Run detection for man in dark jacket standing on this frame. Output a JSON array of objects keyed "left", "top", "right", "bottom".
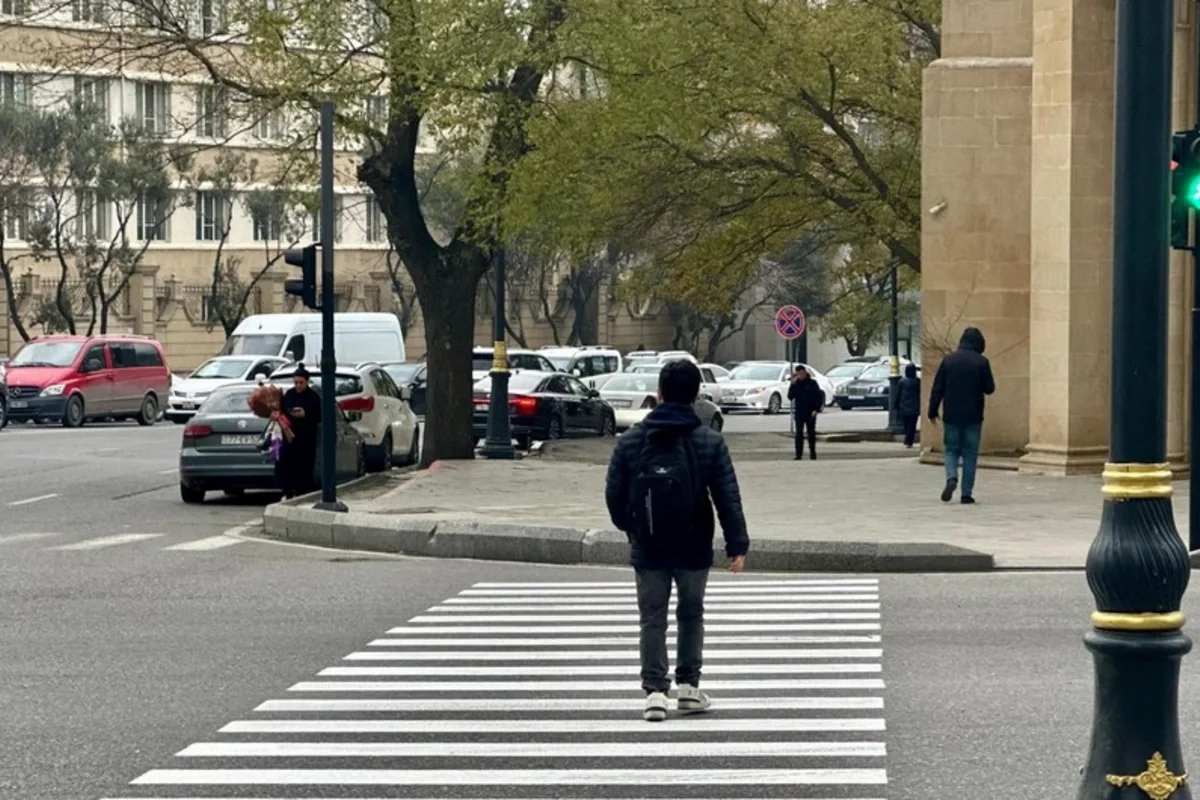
[
  {"left": 276, "top": 364, "right": 322, "bottom": 498},
  {"left": 605, "top": 360, "right": 750, "bottom": 722},
  {"left": 928, "top": 327, "right": 995, "bottom": 504},
  {"left": 896, "top": 363, "right": 921, "bottom": 448},
  {"left": 787, "top": 365, "right": 824, "bottom": 460}
]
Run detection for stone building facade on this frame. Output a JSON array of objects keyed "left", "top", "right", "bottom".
[{"left": 922, "top": 0, "right": 1198, "bottom": 473}]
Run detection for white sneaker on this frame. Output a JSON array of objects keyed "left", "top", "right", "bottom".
[
  {"left": 676, "top": 683, "right": 711, "bottom": 714},
  {"left": 644, "top": 691, "right": 668, "bottom": 722}
]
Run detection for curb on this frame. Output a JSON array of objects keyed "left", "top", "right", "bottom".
[{"left": 260, "top": 504, "right": 995, "bottom": 573}]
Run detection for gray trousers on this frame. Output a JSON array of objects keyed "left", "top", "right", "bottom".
[{"left": 635, "top": 568, "right": 709, "bottom": 693}]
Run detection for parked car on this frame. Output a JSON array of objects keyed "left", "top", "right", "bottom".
[
  {"left": 270, "top": 362, "right": 420, "bottom": 472},
  {"left": 0, "top": 370, "right": 6, "bottom": 430},
  {"left": 4, "top": 334, "right": 170, "bottom": 427},
  {"left": 824, "top": 361, "right": 875, "bottom": 396},
  {"left": 472, "top": 371, "right": 616, "bottom": 450},
  {"left": 471, "top": 347, "right": 558, "bottom": 381},
  {"left": 178, "top": 383, "right": 365, "bottom": 504},
  {"left": 538, "top": 346, "right": 624, "bottom": 378},
  {"left": 598, "top": 373, "right": 723, "bottom": 432},
  {"left": 624, "top": 362, "right": 726, "bottom": 405},
  {"left": 166, "top": 355, "right": 288, "bottom": 423},
  {"left": 719, "top": 361, "right": 835, "bottom": 414},
  {"left": 834, "top": 360, "right": 913, "bottom": 410},
  {"left": 381, "top": 361, "right": 428, "bottom": 417}
]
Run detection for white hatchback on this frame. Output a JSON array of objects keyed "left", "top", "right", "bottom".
[
  {"left": 270, "top": 362, "right": 420, "bottom": 471},
  {"left": 167, "top": 355, "right": 288, "bottom": 423}
]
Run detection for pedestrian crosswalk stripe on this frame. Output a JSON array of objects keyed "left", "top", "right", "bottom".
[
  {"left": 460, "top": 585, "right": 879, "bottom": 596},
  {"left": 366, "top": 634, "right": 883, "bottom": 647},
  {"left": 0, "top": 532, "right": 58, "bottom": 545},
  {"left": 131, "top": 768, "right": 889, "bottom": 785},
  {"left": 164, "top": 536, "right": 244, "bottom": 551},
  {"left": 53, "top": 533, "right": 163, "bottom": 550},
  {"left": 287, "top": 678, "right": 888, "bottom": 692},
  {"left": 410, "top": 612, "right": 881, "bottom": 623},
  {"left": 386, "top": 623, "right": 882, "bottom": 633},
  {"left": 344, "top": 647, "right": 884, "bottom": 660},
  {"left": 429, "top": 602, "right": 882, "bottom": 612},
  {"left": 221, "top": 717, "right": 888, "bottom": 734},
  {"left": 177, "top": 741, "right": 888, "bottom": 758},
  {"left": 470, "top": 579, "right": 879, "bottom": 588},
  {"left": 318, "top": 662, "right": 883, "bottom": 676},
  {"left": 443, "top": 593, "right": 882, "bottom": 604},
  {"left": 107, "top": 797, "right": 890, "bottom": 800},
  {"left": 255, "top": 696, "right": 885, "bottom": 712}
]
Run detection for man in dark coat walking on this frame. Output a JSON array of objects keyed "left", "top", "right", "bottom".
[
  {"left": 896, "top": 363, "right": 921, "bottom": 448},
  {"left": 605, "top": 360, "right": 750, "bottom": 722},
  {"left": 276, "top": 364, "right": 322, "bottom": 498},
  {"left": 928, "top": 327, "right": 995, "bottom": 504},
  {"left": 787, "top": 365, "right": 824, "bottom": 460}
]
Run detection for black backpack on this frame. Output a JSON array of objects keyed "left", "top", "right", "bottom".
[{"left": 628, "top": 430, "right": 702, "bottom": 549}]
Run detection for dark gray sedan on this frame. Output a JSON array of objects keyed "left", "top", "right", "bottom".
[{"left": 178, "top": 383, "right": 365, "bottom": 504}]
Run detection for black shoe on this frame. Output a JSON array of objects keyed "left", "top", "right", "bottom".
[
  {"left": 940, "top": 478, "right": 958, "bottom": 502},
  {"left": 809, "top": 453, "right": 817, "bottom": 460},
  {"left": 794, "top": 455, "right": 802, "bottom": 461},
  {"left": 961, "top": 496, "right": 975, "bottom": 505}
]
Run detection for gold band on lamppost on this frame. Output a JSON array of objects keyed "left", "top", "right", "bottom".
[
  {"left": 1101, "top": 462, "right": 1173, "bottom": 499},
  {"left": 1092, "top": 611, "right": 1186, "bottom": 632},
  {"left": 491, "top": 341, "right": 508, "bottom": 373}
]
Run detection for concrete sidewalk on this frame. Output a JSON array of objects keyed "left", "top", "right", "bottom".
[{"left": 262, "top": 452, "right": 1195, "bottom": 569}]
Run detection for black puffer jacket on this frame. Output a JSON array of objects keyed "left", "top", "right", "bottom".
[
  {"left": 929, "top": 327, "right": 995, "bottom": 425},
  {"left": 605, "top": 402, "right": 750, "bottom": 570},
  {"left": 896, "top": 363, "right": 921, "bottom": 416}
]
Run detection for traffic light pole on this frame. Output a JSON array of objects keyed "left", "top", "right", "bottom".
[
  {"left": 1190, "top": 1, "right": 1200, "bottom": 553},
  {"left": 1076, "top": 1, "right": 1191, "bottom": 797},
  {"left": 314, "top": 100, "right": 346, "bottom": 513}
]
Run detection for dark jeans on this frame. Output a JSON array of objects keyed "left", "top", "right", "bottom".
[
  {"left": 943, "top": 422, "right": 983, "bottom": 497},
  {"left": 901, "top": 414, "right": 918, "bottom": 447},
  {"left": 794, "top": 414, "right": 816, "bottom": 457},
  {"left": 635, "top": 568, "right": 709, "bottom": 693}
]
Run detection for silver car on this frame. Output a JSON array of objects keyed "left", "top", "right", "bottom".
[{"left": 599, "top": 373, "right": 723, "bottom": 432}]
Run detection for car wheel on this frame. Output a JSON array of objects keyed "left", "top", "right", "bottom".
[
  {"left": 766, "top": 393, "right": 782, "bottom": 415},
  {"left": 710, "top": 413, "right": 724, "bottom": 432},
  {"left": 838, "top": 403, "right": 852, "bottom": 412},
  {"left": 368, "top": 433, "right": 392, "bottom": 472},
  {"left": 180, "top": 482, "right": 205, "bottom": 504},
  {"left": 548, "top": 414, "right": 565, "bottom": 440},
  {"left": 172, "top": 416, "right": 186, "bottom": 425},
  {"left": 516, "top": 434, "right": 532, "bottom": 450},
  {"left": 402, "top": 425, "right": 420, "bottom": 466},
  {"left": 0, "top": 398, "right": 6, "bottom": 430},
  {"left": 63, "top": 395, "right": 85, "bottom": 428},
  {"left": 598, "top": 413, "right": 616, "bottom": 437},
  {"left": 137, "top": 395, "right": 158, "bottom": 426},
  {"left": 356, "top": 444, "right": 366, "bottom": 478}
]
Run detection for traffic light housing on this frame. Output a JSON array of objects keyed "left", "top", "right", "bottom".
[
  {"left": 1171, "top": 129, "right": 1200, "bottom": 250},
  {"left": 284, "top": 243, "right": 319, "bottom": 309}
]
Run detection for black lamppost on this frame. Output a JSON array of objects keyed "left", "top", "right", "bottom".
[
  {"left": 482, "top": 248, "right": 515, "bottom": 460},
  {"left": 1077, "top": 1, "right": 1191, "bottom": 796},
  {"left": 886, "top": 262, "right": 902, "bottom": 435}
]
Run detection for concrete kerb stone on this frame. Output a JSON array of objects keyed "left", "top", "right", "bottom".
[{"left": 433, "top": 521, "right": 585, "bottom": 564}]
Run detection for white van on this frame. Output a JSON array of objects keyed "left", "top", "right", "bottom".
[{"left": 219, "top": 313, "right": 405, "bottom": 365}]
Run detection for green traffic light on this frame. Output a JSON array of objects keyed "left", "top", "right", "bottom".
[{"left": 1188, "top": 177, "right": 1200, "bottom": 208}]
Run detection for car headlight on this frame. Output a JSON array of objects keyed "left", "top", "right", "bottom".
[
  {"left": 749, "top": 386, "right": 767, "bottom": 395},
  {"left": 40, "top": 384, "right": 64, "bottom": 397},
  {"left": 871, "top": 385, "right": 888, "bottom": 394}
]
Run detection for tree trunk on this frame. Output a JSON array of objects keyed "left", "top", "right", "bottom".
[{"left": 413, "top": 261, "right": 481, "bottom": 464}]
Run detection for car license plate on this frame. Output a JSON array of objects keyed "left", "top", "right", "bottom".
[
  {"left": 181, "top": 403, "right": 197, "bottom": 410},
  {"left": 608, "top": 399, "right": 631, "bottom": 408},
  {"left": 221, "top": 435, "right": 258, "bottom": 446},
  {"left": 9, "top": 400, "right": 26, "bottom": 408}
]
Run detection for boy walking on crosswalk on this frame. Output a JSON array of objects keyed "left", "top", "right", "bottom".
[{"left": 604, "top": 360, "right": 751, "bottom": 722}]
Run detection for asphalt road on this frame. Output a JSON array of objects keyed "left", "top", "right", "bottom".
[{"left": 4, "top": 419, "right": 1186, "bottom": 800}]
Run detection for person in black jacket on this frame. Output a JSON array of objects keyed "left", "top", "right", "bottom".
[
  {"left": 605, "top": 360, "right": 750, "bottom": 722},
  {"left": 928, "top": 327, "right": 995, "bottom": 504},
  {"left": 787, "top": 365, "right": 824, "bottom": 460},
  {"left": 896, "top": 363, "right": 921, "bottom": 448},
  {"left": 275, "top": 364, "right": 323, "bottom": 498}
]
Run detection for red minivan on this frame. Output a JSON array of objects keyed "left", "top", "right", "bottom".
[{"left": 4, "top": 334, "right": 171, "bottom": 427}]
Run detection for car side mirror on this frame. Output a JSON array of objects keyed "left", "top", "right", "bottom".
[
  {"left": 400, "top": 386, "right": 412, "bottom": 401},
  {"left": 81, "top": 358, "right": 103, "bottom": 373},
  {"left": 283, "top": 350, "right": 295, "bottom": 362},
  {"left": 588, "top": 389, "right": 600, "bottom": 398},
  {"left": 701, "top": 392, "right": 714, "bottom": 402}
]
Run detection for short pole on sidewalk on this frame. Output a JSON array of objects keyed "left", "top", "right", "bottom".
[
  {"left": 1076, "top": 1, "right": 1191, "bottom": 796},
  {"left": 886, "top": 262, "right": 902, "bottom": 436},
  {"left": 482, "top": 247, "right": 515, "bottom": 460}
]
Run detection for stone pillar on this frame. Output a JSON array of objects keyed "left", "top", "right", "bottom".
[
  {"left": 368, "top": 269, "right": 393, "bottom": 312},
  {"left": 258, "top": 269, "right": 286, "bottom": 314},
  {"left": 1019, "top": 0, "right": 1116, "bottom": 475},
  {"left": 128, "top": 264, "right": 159, "bottom": 336},
  {"left": 921, "top": 0, "right": 1033, "bottom": 457},
  {"left": 1172, "top": 0, "right": 1196, "bottom": 471}
]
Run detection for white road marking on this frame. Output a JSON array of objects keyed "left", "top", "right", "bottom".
[
  {"left": 366, "top": 634, "right": 883, "bottom": 647},
  {"left": 53, "top": 533, "right": 163, "bottom": 550},
  {"left": 131, "top": 768, "right": 889, "bottom": 786},
  {"left": 386, "top": 623, "right": 882, "bottom": 634},
  {"left": 470, "top": 580, "right": 879, "bottom": 589},
  {"left": 0, "top": 533, "right": 58, "bottom": 545},
  {"left": 177, "top": 741, "right": 887, "bottom": 758},
  {"left": 158, "top": 468, "right": 178, "bottom": 475},
  {"left": 7, "top": 493, "right": 58, "bottom": 506},
  {"left": 164, "top": 535, "right": 244, "bottom": 551},
  {"left": 286, "top": 678, "right": 887, "bottom": 692},
  {"left": 255, "top": 696, "right": 885, "bottom": 712},
  {"left": 411, "top": 612, "right": 881, "bottom": 623},
  {"left": 318, "top": 663, "right": 882, "bottom": 677},
  {"left": 441, "top": 593, "right": 881, "bottom": 604},
  {"left": 107, "top": 798, "right": 888, "bottom": 800},
  {"left": 344, "top": 647, "right": 884, "bottom": 661},
  {"left": 428, "top": 602, "right": 882, "bottom": 613},
  {"left": 221, "top": 717, "right": 887, "bottom": 734},
  {"left": 460, "top": 585, "right": 878, "bottom": 596}
]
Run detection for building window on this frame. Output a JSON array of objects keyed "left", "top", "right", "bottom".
[
  {"left": 136, "top": 193, "right": 168, "bottom": 241},
  {"left": 0, "top": 73, "right": 32, "bottom": 108},
  {"left": 1, "top": 0, "right": 26, "bottom": 17},
  {"left": 2, "top": 195, "right": 28, "bottom": 241},
  {"left": 365, "top": 196, "right": 384, "bottom": 243},
  {"left": 366, "top": 94, "right": 387, "bottom": 131},
  {"left": 311, "top": 196, "right": 342, "bottom": 243},
  {"left": 72, "top": 0, "right": 105, "bottom": 22},
  {"left": 74, "top": 76, "right": 109, "bottom": 119},
  {"left": 200, "top": 0, "right": 225, "bottom": 35},
  {"left": 195, "top": 86, "right": 226, "bottom": 139},
  {"left": 134, "top": 82, "right": 170, "bottom": 135},
  {"left": 251, "top": 205, "right": 282, "bottom": 241},
  {"left": 194, "top": 190, "right": 226, "bottom": 241},
  {"left": 254, "top": 108, "right": 284, "bottom": 142},
  {"left": 75, "top": 190, "right": 110, "bottom": 240}
]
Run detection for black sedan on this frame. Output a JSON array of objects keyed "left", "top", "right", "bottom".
[
  {"left": 473, "top": 371, "right": 616, "bottom": 450},
  {"left": 834, "top": 362, "right": 893, "bottom": 410},
  {"left": 382, "top": 361, "right": 427, "bottom": 416},
  {"left": 178, "top": 383, "right": 365, "bottom": 504}
]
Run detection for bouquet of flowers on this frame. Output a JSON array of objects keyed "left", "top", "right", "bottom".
[{"left": 248, "top": 384, "right": 292, "bottom": 462}]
